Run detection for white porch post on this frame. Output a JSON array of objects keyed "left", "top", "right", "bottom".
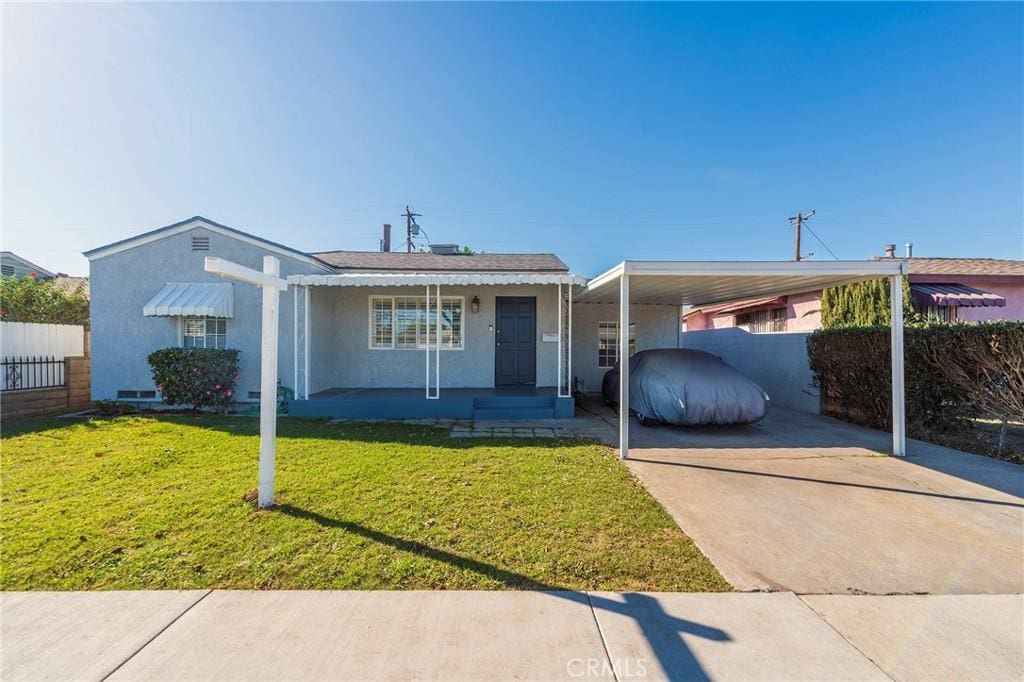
[
  {"left": 890, "top": 274, "right": 906, "bottom": 456},
  {"left": 619, "top": 271, "right": 630, "bottom": 459},
  {"left": 557, "top": 283, "right": 563, "bottom": 396},
  {"left": 304, "top": 285, "right": 311, "bottom": 400},
  {"left": 425, "top": 284, "right": 431, "bottom": 399},
  {"left": 568, "top": 283, "right": 573, "bottom": 397},
  {"left": 293, "top": 285, "right": 298, "bottom": 397}
]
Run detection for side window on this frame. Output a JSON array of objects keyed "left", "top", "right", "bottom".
[
  {"left": 183, "top": 317, "right": 227, "bottom": 349},
  {"left": 598, "top": 321, "right": 636, "bottom": 367}
]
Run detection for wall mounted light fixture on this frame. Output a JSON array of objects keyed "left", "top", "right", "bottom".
[{"left": 471, "top": 296, "right": 480, "bottom": 314}]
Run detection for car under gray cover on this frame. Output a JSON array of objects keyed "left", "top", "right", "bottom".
[{"left": 602, "top": 348, "right": 770, "bottom": 426}]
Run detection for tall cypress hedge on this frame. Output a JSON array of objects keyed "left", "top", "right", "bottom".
[{"left": 821, "top": 277, "right": 921, "bottom": 329}]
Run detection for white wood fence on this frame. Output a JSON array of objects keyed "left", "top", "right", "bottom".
[
  {"left": 1, "top": 322, "right": 85, "bottom": 389},
  {"left": 1, "top": 322, "right": 85, "bottom": 359}
]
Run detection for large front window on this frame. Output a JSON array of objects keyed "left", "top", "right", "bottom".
[
  {"left": 183, "top": 317, "right": 227, "bottom": 348},
  {"left": 369, "top": 296, "right": 463, "bottom": 349},
  {"left": 598, "top": 321, "right": 636, "bottom": 368}
]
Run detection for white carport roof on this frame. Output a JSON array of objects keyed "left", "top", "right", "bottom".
[
  {"left": 580, "top": 260, "right": 908, "bottom": 461},
  {"left": 576, "top": 260, "right": 906, "bottom": 306}
]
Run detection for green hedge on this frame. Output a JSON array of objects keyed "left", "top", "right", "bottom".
[
  {"left": 147, "top": 348, "right": 240, "bottom": 412},
  {"left": 806, "top": 322, "right": 1024, "bottom": 437}
]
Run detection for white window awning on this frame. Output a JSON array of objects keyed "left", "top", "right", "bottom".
[
  {"left": 143, "top": 283, "right": 234, "bottom": 318},
  {"left": 287, "top": 272, "right": 586, "bottom": 287}
]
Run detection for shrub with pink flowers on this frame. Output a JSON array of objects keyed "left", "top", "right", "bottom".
[{"left": 147, "top": 348, "right": 240, "bottom": 412}]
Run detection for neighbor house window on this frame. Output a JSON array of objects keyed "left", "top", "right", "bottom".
[
  {"left": 369, "top": 296, "right": 463, "bottom": 349},
  {"left": 924, "top": 305, "right": 958, "bottom": 323},
  {"left": 183, "top": 317, "right": 227, "bottom": 349},
  {"left": 598, "top": 321, "right": 636, "bottom": 368},
  {"left": 736, "top": 308, "right": 786, "bottom": 333}
]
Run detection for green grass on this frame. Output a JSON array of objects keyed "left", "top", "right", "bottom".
[{"left": 1, "top": 416, "right": 729, "bottom": 591}]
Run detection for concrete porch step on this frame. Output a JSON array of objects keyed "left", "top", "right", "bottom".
[
  {"left": 472, "top": 395, "right": 555, "bottom": 410},
  {"left": 473, "top": 407, "right": 557, "bottom": 421}
]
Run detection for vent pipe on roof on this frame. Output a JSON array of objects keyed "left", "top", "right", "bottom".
[
  {"left": 905, "top": 242, "right": 913, "bottom": 258},
  {"left": 381, "top": 224, "right": 391, "bottom": 253},
  {"left": 884, "top": 243, "right": 896, "bottom": 259}
]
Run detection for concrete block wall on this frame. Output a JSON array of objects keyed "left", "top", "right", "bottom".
[
  {"left": 1, "top": 355, "right": 91, "bottom": 420},
  {"left": 679, "top": 328, "right": 819, "bottom": 413}
]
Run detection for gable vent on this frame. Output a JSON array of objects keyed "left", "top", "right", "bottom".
[{"left": 191, "top": 236, "right": 210, "bottom": 251}]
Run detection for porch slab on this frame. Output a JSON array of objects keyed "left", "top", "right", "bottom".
[{"left": 291, "top": 387, "right": 574, "bottom": 420}]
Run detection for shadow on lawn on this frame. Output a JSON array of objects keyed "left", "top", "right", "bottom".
[{"left": 277, "top": 503, "right": 730, "bottom": 681}]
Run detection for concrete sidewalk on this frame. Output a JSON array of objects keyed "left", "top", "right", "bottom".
[{"left": 2, "top": 591, "right": 1021, "bottom": 681}]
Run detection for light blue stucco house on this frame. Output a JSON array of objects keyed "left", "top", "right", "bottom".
[{"left": 85, "top": 216, "right": 682, "bottom": 419}]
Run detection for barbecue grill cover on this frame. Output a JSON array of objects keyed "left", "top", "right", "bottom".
[{"left": 602, "top": 348, "right": 770, "bottom": 425}]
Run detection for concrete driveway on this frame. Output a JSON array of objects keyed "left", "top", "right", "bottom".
[{"left": 622, "top": 408, "right": 1024, "bottom": 595}]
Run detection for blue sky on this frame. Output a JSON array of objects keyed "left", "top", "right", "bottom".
[{"left": 3, "top": 2, "right": 1022, "bottom": 277}]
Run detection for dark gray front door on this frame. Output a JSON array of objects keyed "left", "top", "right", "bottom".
[{"left": 495, "top": 297, "right": 536, "bottom": 385}]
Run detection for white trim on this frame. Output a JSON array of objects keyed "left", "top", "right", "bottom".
[
  {"left": 367, "top": 294, "right": 465, "bottom": 351},
  {"left": 293, "top": 285, "right": 298, "bottom": 395},
  {"left": 85, "top": 218, "right": 333, "bottom": 270},
  {"left": 558, "top": 282, "right": 563, "bottom": 397},
  {"left": 205, "top": 257, "right": 288, "bottom": 291},
  {"left": 289, "top": 272, "right": 586, "bottom": 287},
  {"left": 619, "top": 260, "right": 906, "bottom": 278},
  {"left": 568, "top": 284, "right": 573, "bottom": 395}
]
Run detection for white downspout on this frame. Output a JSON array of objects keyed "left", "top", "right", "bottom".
[
  {"left": 425, "top": 284, "right": 430, "bottom": 399},
  {"left": 293, "top": 285, "right": 298, "bottom": 398},
  {"left": 557, "top": 283, "right": 563, "bottom": 396},
  {"left": 568, "top": 283, "right": 573, "bottom": 397},
  {"left": 304, "top": 285, "right": 310, "bottom": 399}
]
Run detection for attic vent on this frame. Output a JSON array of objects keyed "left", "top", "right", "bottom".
[
  {"left": 429, "top": 243, "right": 459, "bottom": 256},
  {"left": 1, "top": 265, "right": 14, "bottom": 277},
  {"left": 191, "top": 236, "right": 210, "bottom": 251}
]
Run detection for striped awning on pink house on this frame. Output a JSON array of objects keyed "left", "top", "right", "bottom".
[{"left": 910, "top": 283, "right": 1006, "bottom": 308}]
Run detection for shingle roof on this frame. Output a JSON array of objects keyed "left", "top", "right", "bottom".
[
  {"left": 311, "top": 250, "right": 569, "bottom": 273},
  {"left": 875, "top": 257, "right": 1024, "bottom": 276}
]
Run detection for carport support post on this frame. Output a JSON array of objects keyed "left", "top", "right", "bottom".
[
  {"left": 619, "top": 270, "right": 630, "bottom": 459},
  {"left": 890, "top": 274, "right": 906, "bottom": 456}
]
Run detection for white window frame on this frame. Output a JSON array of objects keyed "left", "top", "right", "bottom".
[
  {"left": 181, "top": 316, "right": 228, "bottom": 349},
  {"left": 598, "top": 321, "right": 636, "bottom": 368},
  {"left": 368, "top": 295, "right": 465, "bottom": 351}
]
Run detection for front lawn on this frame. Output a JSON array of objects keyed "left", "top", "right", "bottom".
[{"left": 1, "top": 416, "right": 729, "bottom": 591}]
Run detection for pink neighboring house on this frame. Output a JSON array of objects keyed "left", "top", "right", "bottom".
[{"left": 684, "top": 257, "right": 1024, "bottom": 332}]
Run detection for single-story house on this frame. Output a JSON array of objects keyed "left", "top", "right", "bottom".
[
  {"left": 683, "top": 246, "right": 1024, "bottom": 333},
  {"left": 1, "top": 251, "right": 56, "bottom": 279},
  {"left": 86, "top": 216, "right": 913, "bottom": 457},
  {"left": 85, "top": 216, "right": 682, "bottom": 420}
]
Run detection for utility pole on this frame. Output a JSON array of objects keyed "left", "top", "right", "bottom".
[
  {"left": 402, "top": 205, "right": 422, "bottom": 253},
  {"left": 788, "top": 210, "right": 816, "bottom": 261}
]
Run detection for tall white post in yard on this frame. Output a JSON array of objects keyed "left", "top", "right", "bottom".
[
  {"left": 204, "top": 255, "right": 288, "bottom": 508},
  {"left": 258, "top": 256, "right": 281, "bottom": 505}
]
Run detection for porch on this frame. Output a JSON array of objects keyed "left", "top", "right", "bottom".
[{"left": 288, "top": 386, "right": 576, "bottom": 420}]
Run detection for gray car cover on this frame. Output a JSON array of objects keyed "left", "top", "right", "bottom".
[{"left": 602, "top": 348, "right": 770, "bottom": 425}]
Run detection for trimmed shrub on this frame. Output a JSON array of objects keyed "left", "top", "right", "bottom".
[
  {"left": 147, "top": 348, "right": 240, "bottom": 412},
  {"left": 807, "top": 322, "right": 1024, "bottom": 454},
  {"left": 820, "top": 277, "right": 921, "bottom": 329}
]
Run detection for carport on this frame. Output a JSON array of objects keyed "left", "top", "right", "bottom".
[{"left": 575, "top": 260, "right": 908, "bottom": 458}]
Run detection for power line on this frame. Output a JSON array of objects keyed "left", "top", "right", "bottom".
[{"left": 803, "top": 223, "right": 841, "bottom": 260}]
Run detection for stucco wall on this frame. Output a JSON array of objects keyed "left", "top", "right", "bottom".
[
  {"left": 570, "top": 303, "right": 681, "bottom": 393},
  {"left": 305, "top": 284, "right": 566, "bottom": 390},
  {"left": 786, "top": 290, "right": 823, "bottom": 331},
  {"left": 89, "top": 226, "right": 321, "bottom": 401},
  {"left": 679, "top": 328, "right": 819, "bottom": 413}
]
